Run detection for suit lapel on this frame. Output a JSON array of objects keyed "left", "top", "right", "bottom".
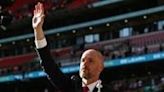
[{"left": 93, "top": 87, "right": 98, "bottom": 92}]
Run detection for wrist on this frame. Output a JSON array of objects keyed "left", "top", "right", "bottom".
[
  {"left": 34, "top": 27, "right": 43, "bottom": 31},
  {"left": 34, "top": 28, "right": 45, "bottom": 40}
]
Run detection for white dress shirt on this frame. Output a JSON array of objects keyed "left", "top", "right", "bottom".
[
  {"left": 35, "top": 38, "right": 47, "bottom": 49},
  {"left": 83, "top": 80, "right": 101, "bottom": 92}
]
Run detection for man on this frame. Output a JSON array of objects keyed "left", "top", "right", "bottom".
[{"left": 33, "top": 2, "right": 112, "bottom": 92}]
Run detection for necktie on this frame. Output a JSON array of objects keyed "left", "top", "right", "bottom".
[{"left": 83, "top": 86, "right": 89, "bottom": 92}]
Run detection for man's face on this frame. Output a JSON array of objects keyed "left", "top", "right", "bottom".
[{"left": 79, "top": 49, "right": 103, "bottom": 80}]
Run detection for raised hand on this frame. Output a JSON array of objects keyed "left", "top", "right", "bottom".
[{"left": 32, "top": 2, "right": 45, "bottom": 29}]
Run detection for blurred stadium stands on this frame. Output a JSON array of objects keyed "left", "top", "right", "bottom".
[{"left": 0, "top": 0, "right": 164, "bottom": 92}]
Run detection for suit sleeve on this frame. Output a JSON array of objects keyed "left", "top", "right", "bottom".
[{"left": 36, "top": 45, "right": 73, "bottom": 91}]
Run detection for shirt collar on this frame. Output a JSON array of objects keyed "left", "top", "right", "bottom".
[{"left": 82, "top": 80, "right": 100, "bottom": 92}]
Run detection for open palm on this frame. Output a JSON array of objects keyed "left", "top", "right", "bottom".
[{"left": 32, "top": 2, "right": 45, "bottom": 29}]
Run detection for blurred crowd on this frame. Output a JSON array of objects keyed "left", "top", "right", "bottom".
[
  {"left": 110, "top": 74, "right": 164, "bottom": 92},
  {"left": 0, "top": 31, "right": 164, "bottom": 76}
]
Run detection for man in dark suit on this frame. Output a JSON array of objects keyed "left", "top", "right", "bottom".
[{"left": 32, "top": 2, "right": 113, "bottom": 92}]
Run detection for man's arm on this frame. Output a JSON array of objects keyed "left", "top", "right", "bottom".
[
  {"left": 32, "top": 2, "right": 73, "bottom": 91},
  {"left": 36, "top": 44, "right": 72, "bottom": 91}
]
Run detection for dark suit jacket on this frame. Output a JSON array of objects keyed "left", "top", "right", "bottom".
[{"left": 36, "top": 46, "right": 113, "bottom": 92}]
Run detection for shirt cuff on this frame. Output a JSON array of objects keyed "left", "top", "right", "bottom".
[{"left": 35, "top": 38, "right": 47, "bottom": 49}]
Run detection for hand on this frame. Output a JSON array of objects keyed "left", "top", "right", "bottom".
[{"left": 32, "top": 2, "right": 45, "bottom": 29}]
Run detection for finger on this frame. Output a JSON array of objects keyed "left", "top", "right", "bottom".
[
  {"left": 39, "top": 2, "right": 44, "bottom": 14},
  {"left": 41, "top": 14, "right": 45, "bottom": 19},
  {"left": 36, "top": 2, "right": 40, "bottom": 13},
  {"left": 35, "top": 4, "right": 38, "bottom": 13},
  {"left": 38, "top": 2, "right": 41, "bottom": 13},
  {"left": 38, "top": 2, "right": 41, "bottom": 5},
  {"left": 33, "top": 10, "right": 36, "bottom": 15}
]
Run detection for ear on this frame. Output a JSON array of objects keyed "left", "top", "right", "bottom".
[{"left": 98, "top": 64, "right": 104, "bottom": 73}]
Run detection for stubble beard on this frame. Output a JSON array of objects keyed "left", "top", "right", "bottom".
[{"left": 80, "top": 70, "right": 91, "bottom": 80}]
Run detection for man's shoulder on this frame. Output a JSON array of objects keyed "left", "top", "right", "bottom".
[
  {"left": 93, "top": 83, "right": 113, "bottom": 92},
  {"left": 101, "top": 84, "right": 114, "bottom": 92}
]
